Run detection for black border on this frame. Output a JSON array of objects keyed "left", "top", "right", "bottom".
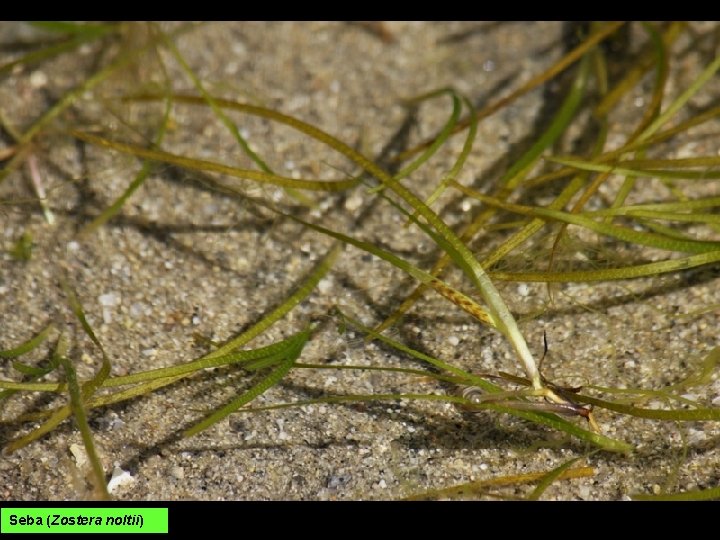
[{"left": 0, "top": 501, "right": 714, "bottom": 537}]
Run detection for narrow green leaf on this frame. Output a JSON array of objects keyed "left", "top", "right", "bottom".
[
  {"left": 454, "top": 183, "right": 720, "bottom": 254},
  {"left": 59, "top": 280, "right": 111, "bottom": 400},
  {"left": 0, "top": 326, "right": 60, "bottom": 403},
  {"left": 11, "top": 361, "right": 49, "bottom": 376},
  {"left": 503, "top": 53, "right": 590, "bottom": 187},
  {"left": 490, "top": 250, "right": 720, "bottom": 282},
  {"left": 587, "top": 196, "right": 720, "bottom": 214},
  {"left": 80, "top": 66, "right": 174, "bottom": 236},
  {"left": 392, "top": 88, "right": 461, "bottom": 184},
  {"left": 575, "top": 394, "right": 720, "bottom": 422},
  {"left": 665, "top": 346, "right": 720, "bottom": 391},
  {"left": 0, "top": 35, "right": 101, "bottom": 78},
  {"left": 4, "top": 285, "right": 115, "bottom": 455},
  {"left": 28, "top": 22, "right": 116, "bottom": 37},
  {"left": 339, "top": 311, "right": 632, "bottom": 452},
  {"left": 182, "top": 327, "right": 310, "bottom": 437},
  {"left": 335, "top": 310, "right": 489, "bottom": 386},
  {"left": 8, "top": 231, "right": 33, "bottom": 261},
  {"left": 156, "top": 24, "right": 273, "bottom": 176},
  {"left": 3, "top": 398, "right": 72, "bottom": 454},
  {"left": 1, "top": 24, "right": 196, "bottom": 186},
  {"left": 20, "top": 25, "right": 191, "bottom": 147},
  {"left": 0, "top": 323, "right": 55, "bottom": 358},
  {"left": 527, "top": 456, "right": 585, "bottom": 500},
  {"left": 403, "top": 466, "right": 594, "bottom": 500},
  {"left": 549, "top": 156, "right": 720, "bottom": 180},
  {"left": 378, "top": 53, "right": 595, "bottom": 332},
  {"left": 637, "top": 50, "right": 720, "bottom": 143},
  {"left": 70, "top": 130, "right": 359, "bottom": 192},
  {"left": 58, "top": 345, "right": 111, "bottom": 500},
  {"left": 154, "top": 23, "right": 313, "bottom": 205},
  {"left": 394, "top": 22, "right": 623, "bottom": 163},
  {"left": 205, "top": 244, "right": 341, "bottom": 358},
  {"left": 284, "top": 213, "right": 496, "bottom": 328},
  {"left": 3, "top": 335, "right": 71, "bottom": 453},
  {"left": 106, "top": 330, "right": 308, "bottom": 386},
  {"left": 0, "top": 245, "right": 340, "bottom": 394},
  {"left": 594, "top": 23, "right": 682, "bottom": 119},
  {"left": 405, "top": 91, "right": 477, "bottom": 224},
  {"left": 121, "top": 95, "right": 538, "bottom": 383},
  {"left": 632, "top": 485, "right": 720, "bottom": 501}
]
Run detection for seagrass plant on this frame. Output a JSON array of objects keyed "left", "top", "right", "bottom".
[{"left": 1, "top": 22, "right": 720, "bottom": 500}]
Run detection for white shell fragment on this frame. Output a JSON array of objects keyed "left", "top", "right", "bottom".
[{"left": 107, "top": 466, "right": 135, "bottom": 494}]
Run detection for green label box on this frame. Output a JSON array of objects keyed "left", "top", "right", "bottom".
[{"left": 0, "top": 508, "right": 168, "bottom": 534}]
